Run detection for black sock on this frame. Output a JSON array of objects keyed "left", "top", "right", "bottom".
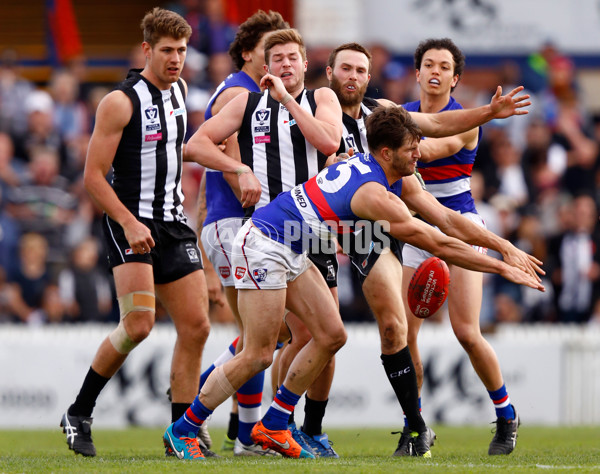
[
  {"left": 302, "top": 396, "right": 328, "bottom": 436},
  {"left": 69, "top": 367, "right": 110, "bottom": 418},
  {"left": 227, "top": 412, "right": 239, "bottom": 440},
  {"left": 381, "top": 346, "right": 425, "bottom": 433},
  {"left": 171, "top": 403, "right": 189, "bottom": 423}
]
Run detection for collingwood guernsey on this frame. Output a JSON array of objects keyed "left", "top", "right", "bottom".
[
  {"left": 238, "top": 89, "right": 328, "bottom": 213},
  {"left": 112, "top": 69, "right": 187, "bottom": 222}
]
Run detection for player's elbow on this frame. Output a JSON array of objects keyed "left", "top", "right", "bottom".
[{"left": 321, "top": 139, "right": 342, "bottom": 157}]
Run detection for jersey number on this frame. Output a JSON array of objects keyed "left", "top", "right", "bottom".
[{"left": 316, "top": 157, "right": 372, "bottom": 193}]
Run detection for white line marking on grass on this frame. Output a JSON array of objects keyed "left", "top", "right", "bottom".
[{"left": 426, "top": 463, "right": 600, "bottom": 470}]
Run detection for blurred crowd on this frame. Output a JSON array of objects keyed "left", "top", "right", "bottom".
[{"left": 0, "top": 1, "right": 599, "bottom": 327}]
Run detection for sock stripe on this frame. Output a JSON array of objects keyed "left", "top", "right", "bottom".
[
  {"left": 493, "top": 394, "right": 509, "bottom": 406},
  {"left": 231, "top": 336, "right": 240, "bottom": 351},
  {"left": 238, "top": 392, "right": 263, "bottom": 405},
  {"left": 239, "top": 406, "right": 261, "bottom": 423},
  {"left": 183, "top": 412, "right": 201, "bottom": 428},
  {"left": 273, "top": 398, "right": 294, "bottom": 414}
]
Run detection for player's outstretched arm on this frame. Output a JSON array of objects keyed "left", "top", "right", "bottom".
[
  {"left": 351, "top": 182, "right": 544, "bottom": 291},
  {"left": 400, "top": 175, "right": 545, "bottom": 281},
  {"left": 401, "top": 85, "right": 530, "bottom": 138}
]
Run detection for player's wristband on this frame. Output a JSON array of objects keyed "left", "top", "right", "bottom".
[
  {"left": 235, "top": 166, "right": 251, "bottom": 176},
  {"left": 280, "top": 93, "right": 293, "bottom": 106}
]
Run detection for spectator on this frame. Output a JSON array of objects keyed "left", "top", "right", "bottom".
[
  {"left": 0, "top": 49, "right": 34, "bottom": 137},
  {"left": 5, "top": 232, "right": 63, "bottom": 324},
  {"left": 58, "top": 237, "right": 113, "bottom": 322},
  {"left": 48, "top": 68, "right": 89, "bottom": 144},
  {"left": 547, "top": 194, "right": 600, "bottom": 323},
  {"left": 0, "top": 132, "right": 25, "bottom": 207},
  {"left": 488, "top": 132, "right": 529, "bottom": 206},
  {"left": 520, "top": 117, "right": 566, "bottom": 204},
  {"left": 13, "top": 89, "right": 70, "bottom": 175},
  {"left": 5, "top": 146, "right": 77, "bottom": 269},
  {"left": 0, "top": 186, "right": 20, "bottom": 273},
  {"left": 555, "top": 97, "right": 598, "bottom": 197}
]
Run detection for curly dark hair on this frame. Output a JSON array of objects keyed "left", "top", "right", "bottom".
[
  {"left": 413, "top": 38, "right": 465, "bottom": 92},
  {"left": 228, "top": 10, "right": 289, "bottom": 71},
  {"left": 366, "top": 106, "right": 422, "bottom": 153},
  {"left": 140, "top": 7, "right": 192, "bottom": 47}
]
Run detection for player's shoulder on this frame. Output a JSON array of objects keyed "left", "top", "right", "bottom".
[
  {"left": 212, "top": 86, "right": 251, "bottom": 115},
  {"left": 314, "top": 86, "right": 339, "bottom": 104},
  {"left": 96, "top": 90, "right": 133, "bottom": 127}
]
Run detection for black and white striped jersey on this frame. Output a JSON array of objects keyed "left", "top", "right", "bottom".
[
  {"left": 238, "top": 89, "right": 328, "bottom": 214},
  {"left": 111, "top": 69, "right": 187, "bottom": 222},
  {"left": 338, "top": 97, "right": 380, "bottom": 155}
]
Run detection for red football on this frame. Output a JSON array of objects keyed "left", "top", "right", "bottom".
[{"left": 407, "top": 257, "right": 450, "bottom": 319}]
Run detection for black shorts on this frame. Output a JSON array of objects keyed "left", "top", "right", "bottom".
[
  {"left": 308, "top": 247, "right": 339, "bottom": 289},
  {"left": 341, "top": 229, "right": 404, "bottom": 285},
  {"left": 103, "top": 215, "right": 203, "bottom": 284}
]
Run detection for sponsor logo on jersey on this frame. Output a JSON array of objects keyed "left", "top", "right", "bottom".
[
  {"left": 125, "top": 248, "right": 133, "bottom": 255},
  {"left": 186, "top": 247, "right": 200, "bottom": 263},
  {"left": 255, "top": 109, "right": 270, "bottom": 124},
  {"left": 146, "top": 123, "right": 161, "bottom": 131},
  {"left": 254, "top": 108, "right": 271, "bottom": 133},
  {"left": 284, "top": 119, "right": 296, "bottom": 126},
  {"left": 255, "top": 135, "right": 271, "bottom": 144},
  {"left": 219, "top": 266, "right": 230, "bottom": 278},
  {"left": 145, "top": 105, "right": 159, "bottom": 122},
  {"left": 145, "top": 133, "right": 162, "bottom": 142},
  {"left": 326, "top": 264, "right": 336, "bottom": 281},
  {"left": 172, "top": 107, "right": 185, "bottom": 117},
  {"left": 252, "top": 268, "right": 268, "bottom": 282},
  {"left": 345, "top": 135, "right": 356, "bottom": 150},
  {"left": 235, "top": 266, "right": 246, "bottom": 279}
]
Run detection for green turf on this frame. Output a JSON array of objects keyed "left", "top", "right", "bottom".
[{"left": 1, "top": 425, "right": 599, "bottom": 472}]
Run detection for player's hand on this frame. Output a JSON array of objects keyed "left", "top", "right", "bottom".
[
  {"left": 499, "top": 263, "right": 545, "bottom": 292},
  {"left": 123, "top": 219, "right": 155, "bottom": 254},
  {"left": 501, "top": 244, "right": 545, "bottom": 282},
  {"left": 204, "top": 266, "right": 226, "bottom": 307},
  {"left": 489, "top": 85, "right": 531, "bottom": 119},
  {"left": 335, "top": 147, "right": 354, "bottom": 162},
  {"left": 260, "top": 73, "right": 288, "bottom": 102},
  {"left": 238, "top": 171, "right": 262, "bottom": 208}
]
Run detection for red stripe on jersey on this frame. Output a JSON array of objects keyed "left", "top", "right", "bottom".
[
  {"left": 303, "top": 178, "right": 353, "bottom": 234},
  {"left": 493, "top": 394, "right": 509, "bottom": 405},
  {"left": 237, "top": 392, "right": 263, "bottom": 405},
  {"left": 232, "top": 336, "right": 240, "bottom": 349},
  {"left": 419, "top": 163, "right": 473, "bottom": 181},
  {"left": 185, "top": 407, "right": 202, "bottom": 424},
  {"left": 274, "top": 397, "right": 295, "bottom": 413},
  {"left": 304, "top": 178, "right": 339, "bottom": 222}
]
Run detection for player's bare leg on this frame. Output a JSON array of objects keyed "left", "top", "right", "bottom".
[
  {"left": 364, "top": 251, "right": 433, "bottom": 456},
  {"left": 157, "top": 270, "right": 210, "bottom": 404}
]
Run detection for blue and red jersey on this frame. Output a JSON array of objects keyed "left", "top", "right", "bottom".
[
  {"left": 252, "top": 153, "right": 401, "bottom": 254},
  {"left": 402, "top": 97, "right": 481, "bottom": 214},
  {"left": 203, "top": 71, "right": 259, "bottom": 225}
]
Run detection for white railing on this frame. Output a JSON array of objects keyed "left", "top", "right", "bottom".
[{"left": 0, "top": 323, "right": 598, "bottom": 428}]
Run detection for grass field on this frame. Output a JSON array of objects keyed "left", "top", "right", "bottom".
[{"left": 1, "top": 425, "right": 599, "bottom": 472}]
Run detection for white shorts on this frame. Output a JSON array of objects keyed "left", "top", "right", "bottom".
[
  {"left": 231, "top": 220, "right": 312, "bottom": 290},
  {"left": 402, "top": 212, "right": 488, "bottom": 269},
  {"left": 201, "top": 217, "right": 243, "bottom": 287}
]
